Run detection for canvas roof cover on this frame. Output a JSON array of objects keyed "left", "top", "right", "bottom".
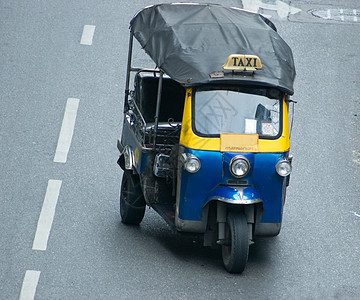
[{"left": 130, "top": 3, "right": 296, "bottom": 95}]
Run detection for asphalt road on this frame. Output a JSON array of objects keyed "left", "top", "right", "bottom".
[{"left": 1, "top": 0, "right": 359, "bottom": 299}]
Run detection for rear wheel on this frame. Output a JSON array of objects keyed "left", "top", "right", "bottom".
[
  {"left": 120, "top": 171, "right": 146, "bottom": 225},
  {"left": 222, "top": 212, "right": 249, "bottom": 273}
]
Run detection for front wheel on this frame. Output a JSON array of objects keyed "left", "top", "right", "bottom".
[
  {"left": 222, "top": 212, "right": 249, "bottom": 273},
  {"left": 120, "top": 171, "right": 146, "bottom": 225}
]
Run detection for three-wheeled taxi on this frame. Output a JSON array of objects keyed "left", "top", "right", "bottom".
[{"left": 117, "top": 3, "right": 296, "bottom": 273}]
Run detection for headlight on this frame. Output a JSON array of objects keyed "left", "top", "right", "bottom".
[
  {"left": 230, "top": 156, "right": 250, "bottom": 178},
  {"left": 182, "top": 154, "right": 201, "bottom": 173},
  {"left": 276, "top": 160, "right": 292, "bottom": 177}
]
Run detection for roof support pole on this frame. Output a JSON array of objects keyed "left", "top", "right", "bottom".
[
  {"left": 153, "top": 71, "right": 164, "bottom": 150},
  {"left": 124, "top": 31, "right": 134, "bottom": 108}
]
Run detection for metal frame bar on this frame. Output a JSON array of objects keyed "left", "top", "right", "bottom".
[
  {"left": 124, "top": 30, "right": 165, "bottom": 150},
  {"left": 124, "top": 31, "right": 134, "bottom": 106},
  {"left": 153, "top": 71, "right": 164, "bottom": 149}
]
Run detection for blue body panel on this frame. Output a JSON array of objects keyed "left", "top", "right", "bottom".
[
  {"left": 252, "top": 153, "right": 286, "bottom": 223},
  {"left": 178, "top": 150, "right": 223, "bottom": 221},
  {"left": 178, "top": 149, "right": 287, "bottom": 223}
]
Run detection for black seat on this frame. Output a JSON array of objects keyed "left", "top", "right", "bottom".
[{"left": 134, "top": 74, "right": 185, "bottom": 124}]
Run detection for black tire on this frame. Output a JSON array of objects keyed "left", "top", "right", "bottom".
[
  {"left": 222, "top": 212, "right": 249, "bottom": 273},
  {"left": 120, "top": 171, "right": 146, "bottom": 225}
]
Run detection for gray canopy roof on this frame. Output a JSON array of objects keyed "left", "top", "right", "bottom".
[{"left": 130, "top": 3, "right": 296, "bottom": 94}]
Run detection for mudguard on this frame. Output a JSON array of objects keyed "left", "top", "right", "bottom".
[{"left": 203, "top": 185, "right": 262, "bottom": 207}]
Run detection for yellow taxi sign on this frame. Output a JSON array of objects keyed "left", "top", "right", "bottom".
[{"left": 222, "top": 54, "right": 263, "bottom": 71}]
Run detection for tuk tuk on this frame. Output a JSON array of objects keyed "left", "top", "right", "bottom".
[{"left": 117, "top": 3, "right": 296, "bottom": 273}]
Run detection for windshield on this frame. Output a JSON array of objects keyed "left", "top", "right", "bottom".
[{"left": 193, "top": 87, "right": 282, "bottom": 138}]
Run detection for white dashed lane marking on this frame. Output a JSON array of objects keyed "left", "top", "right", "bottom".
[
  {"left": 32, "top": 180, "right": 62, "bottom": 251},
  {"left": 54, "top": 98, "right": 79, "bottom": 163},
  {"left": 80, "top": 25, "right": 96, "bottom": 45},
  {"left": 19, "top": 270, "right": 41, "bottom": 300},
  {"left": 19, "top": 21, "right": 95, "bottom": 300}
]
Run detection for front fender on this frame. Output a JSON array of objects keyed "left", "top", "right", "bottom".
[
  {"left": 203, "top": 186, "right": 262, "bottom": 208},
  {"left": 117, "top": 144, "right": 135, "bottom": 171}
]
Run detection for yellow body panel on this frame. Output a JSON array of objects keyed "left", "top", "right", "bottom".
[{"left": 179, "top": 88, "right": 290, "bottom": 153}]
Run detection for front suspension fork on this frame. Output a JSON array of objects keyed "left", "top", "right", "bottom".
[{"left": 216, "top": 201, "right": 254, "bottom": 245}]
